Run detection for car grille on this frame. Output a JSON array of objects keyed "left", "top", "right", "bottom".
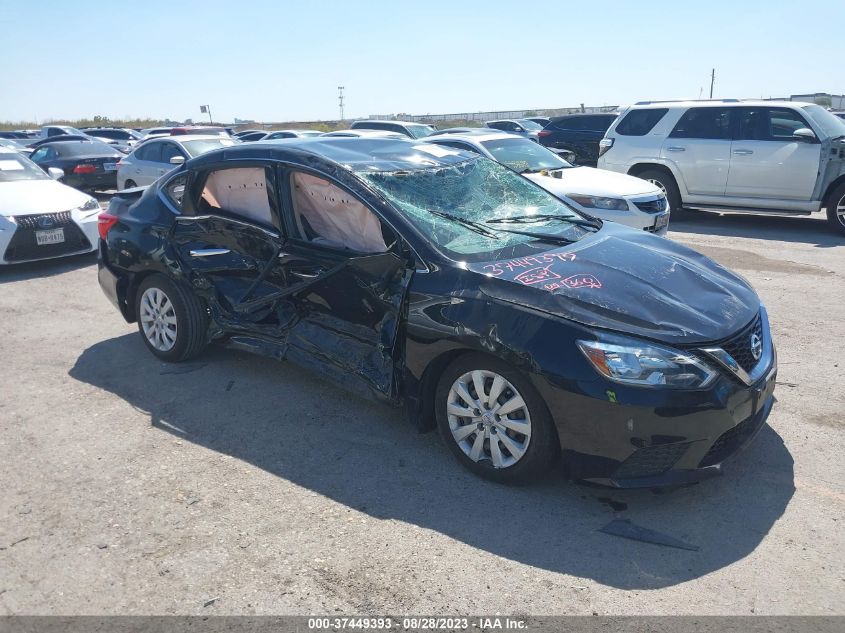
[
  {"left": 698, "top": 414, "right": 758, "bottom": 467},
  {"left": 13, "top": 211, "right": 74, "bottom": 229},
  {"left": 633, "top": 197, "right": 668, "bottom": 214},
  {"left": 612, "top": 441, "right": 690, "bottom": 479},
  {"left": 720, "top": 314, "right": 763, "bottom": 374},
  {"left": 4, "top": 214, "right": 91, "bottom": 262}
]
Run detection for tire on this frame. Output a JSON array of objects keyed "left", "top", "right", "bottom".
[
  {"left": 135, "top": 274, "right": 208, "bottom": 362},
  {"left": 825, "top": 181, "right": 845, "bottom": 236},
  {"left": 435, "top": 353, "right": 560, "bottom": 484},
  {"left": 124, "top": 179, "right": 137, "bottom": 189},
  {"left": 635, "top": 168, "right": 685, "bottom": 218}
]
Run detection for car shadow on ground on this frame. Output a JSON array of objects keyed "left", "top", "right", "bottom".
[
  {"left": 670, "top": 209, "right": 842, "bottom": 248},
  {"left": 70, "top": 333, "right": 795, "bottom": 590},
  {"left": 0, "top": 251, "right": 96, "bottom": 284}
]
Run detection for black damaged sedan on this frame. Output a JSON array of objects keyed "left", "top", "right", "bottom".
[{"left": 97, "top": 138, "right": 777, "bottom": 487}]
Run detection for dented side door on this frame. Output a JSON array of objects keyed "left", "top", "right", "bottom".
[{"left": 276, "top": 242, "right": 412, "bottom": 401}]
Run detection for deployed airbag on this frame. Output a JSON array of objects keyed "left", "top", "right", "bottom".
[
  {"left": 292, "top": 172, "right": 387, "bottom": 253},
  {"left": 202, "top": 167, "right": 273, "bottom": 226}
]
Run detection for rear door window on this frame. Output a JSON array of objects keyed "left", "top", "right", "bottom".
[
  {"left": 615, "top": 109, "right": 668, "bottom": 136},
  {"left": 136, "top": 142, "right": 162, "bottom": 162},
  {"left": 552, "top": 117, "right": 583, "bottom": 131},
  {"left": 193, "top": 165, "right": 277, "bottom": 228},
  {"left": 669, "top": 107, "right": 733, "bottom": 139}
]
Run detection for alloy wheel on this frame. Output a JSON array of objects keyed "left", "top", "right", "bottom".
[
  {"left": 837, "top": 193, "right": 845, "bottom": 227},
  {"left": 446, "top": 370, "right": 532, "bottom": 469},
  {"left": 139, "top": 287, "right": 178, "bottom": 352}
]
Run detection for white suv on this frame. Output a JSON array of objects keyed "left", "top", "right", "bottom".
[{"left": 597, "top": 100, "right": 845, "bottom": 235}]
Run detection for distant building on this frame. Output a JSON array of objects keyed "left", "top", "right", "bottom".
[{"left": 789, "top": 93, "right": 845, "bottom": 109}]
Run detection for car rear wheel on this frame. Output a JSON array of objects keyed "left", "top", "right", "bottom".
[
  {"left": 636, "top": 168, "right": 685, "bottom": 218},
  {"left": 825, "top": 182, "right": 845, "bottom": 236},
  {"left": 124, "top": 179, "right": 137, "bottom": 189},
  {"left": 435, "top": 354, "right": 559, "bottom": 483},
  {"left": 135, "top": 274, "right": 208, "bottom": 362}
]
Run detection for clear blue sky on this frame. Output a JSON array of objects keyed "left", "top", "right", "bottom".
[{"left": 1, "top": 0, "right": 842, "bottom": 123}]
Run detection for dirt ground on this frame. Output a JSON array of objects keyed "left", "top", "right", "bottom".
[{"left": 0, "top": 209, "right": 842, "bottom": 615}]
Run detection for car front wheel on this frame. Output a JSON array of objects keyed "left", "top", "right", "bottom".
[
  {"left": 825, "top": 182, "right": 845, "bottom": 236},
  {"left": 135, "top": 274, "right": 208, "bottom": 362},
  {"left": 435, "top": 354, "right": 559, "bottom": 483}
]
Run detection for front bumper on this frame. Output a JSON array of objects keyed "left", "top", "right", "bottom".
[
  {"left": 0, "top": 212, "right": 98, "bottom": 264},
  {"left": 538, "top": 348, "right": 778, "bottom": 488}
]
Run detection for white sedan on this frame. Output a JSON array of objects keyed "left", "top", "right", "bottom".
[
  {"left": 0, "top": 149, "right": 100, "bottom": 264},
  {"left": 424, "top": 132, "right": 670, "bottom": 234},
  {"left": 117, "top": 134, "right": 237, "bottom": 189}
]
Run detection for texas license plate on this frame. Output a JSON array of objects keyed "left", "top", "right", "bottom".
[
  {"left": 104, "top": 163, "right": 117, "bottom": 171},
  {"left": 655, "top": 213, "right": 670, "bottom": 230},
  {"left": 35, "top": 228, "right": 65, "bottom": 245}
]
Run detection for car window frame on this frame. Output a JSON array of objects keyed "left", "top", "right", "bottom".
[
  {"left": 669, "top": 106, "right": 735, "bottom": 140},
  {"left": 136, "top": 141, "right": 163, "bottom": 163},
  {"left": 159, "top": 141, "right": 186, "bottom": 164},
  {"left": 736, "top": 106, "right": 815, "bottom": 143},
  {"left": 181, "top": 159, "right": 282, "bottom": 233},
  {"left": 278, "top": 165, "right": 404, "bottom": 258}
]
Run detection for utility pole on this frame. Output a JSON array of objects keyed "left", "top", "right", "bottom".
[
  {"left": 337, "top": 86, "right": 345, "bottom": 121},
  {"left": 709, "top": 69, "right": 715, "bottom": 99}
]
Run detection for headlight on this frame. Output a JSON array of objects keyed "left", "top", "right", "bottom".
[
  {"left": 78, "top": 197, "right": 100, "bottom": 217},
  {"left": 577, "top": 338, "right": 717, "bottom": 388},
  {"left": 567, "top": 194, "right": 629, "bottom": 211}
]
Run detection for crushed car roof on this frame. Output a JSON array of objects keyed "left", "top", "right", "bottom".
[{"left": 188, "top": 137, "right": 475, "bottom": 172}]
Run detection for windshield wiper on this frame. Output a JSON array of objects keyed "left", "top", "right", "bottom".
[
  {"left": 426, "top": 208, "right": 500, "bottom": 239},
  {"left": 488, "top": 227, "right": 578, "bottom": 245},
  {"left": 486, "top": 214, "right": 600, "bottom": 230}
]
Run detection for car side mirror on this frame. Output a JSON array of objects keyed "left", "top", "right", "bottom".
[
  {"left": 47, "top": 167, "right": 64, "bottom": 180},
  {"left": 169, "top": 155, "right": 186, "bottom": 165},
  {"left": 792, "top": 128, "right": 817, "bottom": 143}
]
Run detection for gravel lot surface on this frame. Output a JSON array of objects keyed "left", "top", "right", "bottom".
[{"left": 1, "top": 209, "right": 843, "bottom": 615}]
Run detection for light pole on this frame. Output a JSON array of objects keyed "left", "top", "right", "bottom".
[{"left": 337, "top": 86, "right": 345, "bottom": 122}]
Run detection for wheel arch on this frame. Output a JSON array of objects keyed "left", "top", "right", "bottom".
[
  {"left": 822, "top": 173, "right": 845, "bottom": 207},
  {"left": 410, "top": 345, "right": 559, "bottom": 448},
  {"left": 627, "top": 161, "right": 686, "bottom": 193}
]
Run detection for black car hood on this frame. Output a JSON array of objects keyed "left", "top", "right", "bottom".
[{"left": 467, "top": 223, "right": 759, "bottom": 345}]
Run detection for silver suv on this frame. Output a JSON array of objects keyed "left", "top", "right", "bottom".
[{"left": 597, "top": 99, "right": 845, "bottom": 235}]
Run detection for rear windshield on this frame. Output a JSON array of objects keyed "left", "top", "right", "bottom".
[
  {"left": 0, "top": 153, "right": 49, "bottom": 182},
  {"left": 615, "top": 108, "right": 668, "bottom": 136},
  {"left": 480, "top": 137, "right": 571, "bottom": 172},
  {"left": 56, "top": 141, "right": 120, "bottom": 156},
  {"left": 406, "top": 125, "right": 435, "bottom": 139},
  {"left": 517, "top": 119, "right": 543, "bottom": 131},
  {"left": 181, "top": 138, "right": 237, "bottom": 156}
]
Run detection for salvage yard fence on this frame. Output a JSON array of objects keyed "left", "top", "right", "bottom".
[{"left": 369, "top": 105, "right": 620, "bottom": 122}]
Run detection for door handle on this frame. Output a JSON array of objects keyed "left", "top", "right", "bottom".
[
  {"left": 189, "top": 248, "right": 230, "bottom": 257},
  {"left": 290, "top": 270, "right": 321, "bottom": 279},
  {"left": 666, "top": 146, "right": 686, "bottom": 152},
  {"left": 733, "top": 149, "right": 754, "bottom": 155}
]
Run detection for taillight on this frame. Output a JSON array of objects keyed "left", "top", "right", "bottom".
[
  {"left": 97, "top": 212, "right": 118, "bottom": 240},
  {"left": 598, "top": 138, "right": 614, "bottom": 158},
  {"left": 73, "top": 164, "right": 97, "bottom": 174},
  {"left": 538, "top": 130, "right": 552, "bottom": 138}
]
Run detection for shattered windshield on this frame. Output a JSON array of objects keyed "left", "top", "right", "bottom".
[{"left": 358, "top": 157, "right": 591, "bottom": 261}]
